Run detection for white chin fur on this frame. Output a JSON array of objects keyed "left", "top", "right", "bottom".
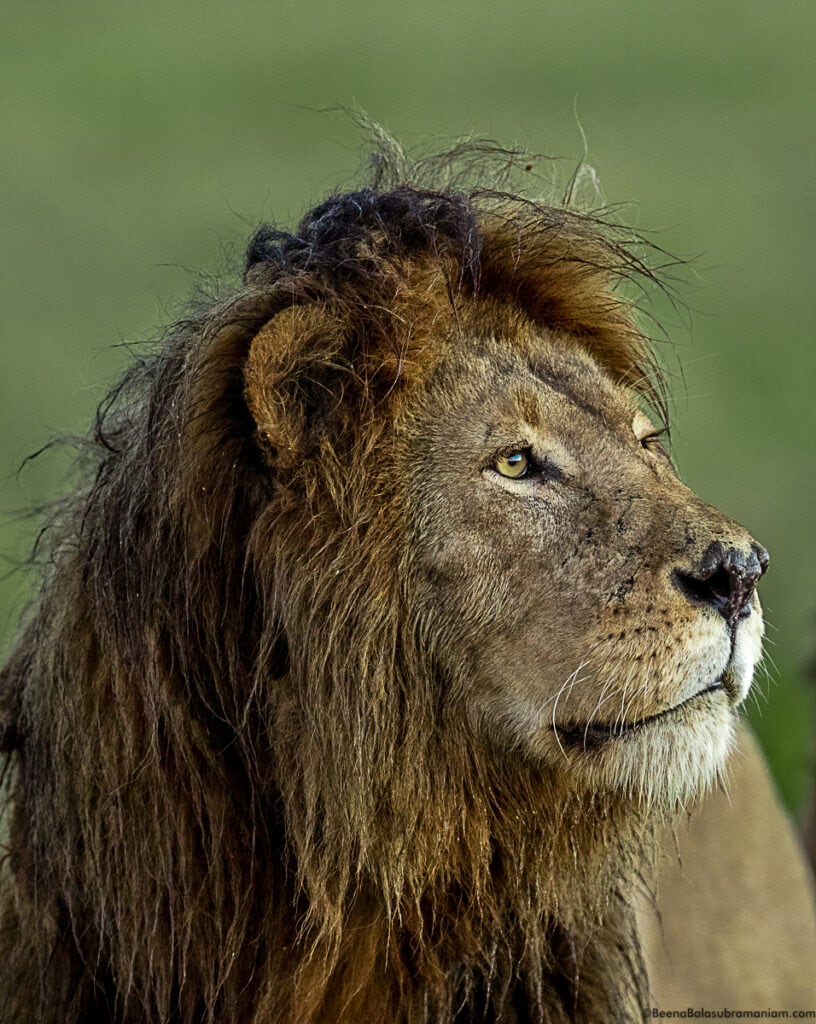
[{"left": 566, "top": 701, "right": 738, "bottom": 811}]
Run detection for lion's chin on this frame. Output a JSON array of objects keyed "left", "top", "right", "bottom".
[{"left": 551, "top": 692, "right": 738, "bottom": 810}]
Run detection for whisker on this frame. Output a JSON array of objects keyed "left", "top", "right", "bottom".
[{"left": 551, "top": 660, "right": 593, "bottom": 759}]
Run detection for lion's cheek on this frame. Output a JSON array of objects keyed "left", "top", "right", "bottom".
[{"left": 459, "top": 628, "right": 598, "bottom": 744}]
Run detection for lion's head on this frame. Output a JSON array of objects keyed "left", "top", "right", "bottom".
[
  {"left": 0, "top": 148, "right": 767, "bottom": 1023},
  {"left": 399, "top": 326, "right": 765, "bottom": 805}
]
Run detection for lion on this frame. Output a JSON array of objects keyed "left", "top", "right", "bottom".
[{"left": 0, "top": 142, "right": 811, "bottom": 1023}]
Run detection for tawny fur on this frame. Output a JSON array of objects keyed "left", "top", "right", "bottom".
[{"left": 0, "top": 144, "right": 762, "bottom": 1023}]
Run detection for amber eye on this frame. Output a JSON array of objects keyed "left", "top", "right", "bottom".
[{"left": 495, "top": 451, "right": 530, "bottom": 478}]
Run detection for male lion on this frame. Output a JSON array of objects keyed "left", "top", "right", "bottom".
[{"left": 0, "top": 145, "right": 808, "bottom": 1022}]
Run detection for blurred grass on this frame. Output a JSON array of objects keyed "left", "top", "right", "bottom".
[{"left": 1, "top": 0, "right": 814, "bottom": 814}]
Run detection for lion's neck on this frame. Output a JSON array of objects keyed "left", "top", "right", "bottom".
[{"left": 272, "top": 780, "right": 652, "bottom": 1024}]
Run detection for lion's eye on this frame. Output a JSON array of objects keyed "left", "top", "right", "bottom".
[
  {"left": 495, "top": 451, "right": 530, "bottom": 478},
  {"left": 633, "top": 412, "right": 670, "bottom": 458},
  {"left": 640, "top": 428, "right": 669, "bottom": 454}
]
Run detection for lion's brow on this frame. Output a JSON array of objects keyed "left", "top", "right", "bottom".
[{"left": 526, "top": 359, "right": 604, "bottom": 419}]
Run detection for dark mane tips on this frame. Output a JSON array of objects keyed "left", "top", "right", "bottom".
[{"left": 245, "top": 186, "right": 483, "bottom": 293}]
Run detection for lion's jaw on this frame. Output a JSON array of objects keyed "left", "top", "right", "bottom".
[{"left": 406, "top": 326, "right": 766, "bottom": 810}]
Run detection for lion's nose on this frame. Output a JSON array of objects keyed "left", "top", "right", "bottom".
[{"left": 672, "top": 541, "right": 768, "bottom": 624}]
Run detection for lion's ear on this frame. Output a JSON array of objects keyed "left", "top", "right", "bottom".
[{"left": 244, "top": 304, "right": 348, "bottom": 468}]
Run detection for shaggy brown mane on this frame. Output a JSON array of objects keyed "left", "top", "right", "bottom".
[{"left": 1, "top": 142, "right": 670, "bottom": 1023}]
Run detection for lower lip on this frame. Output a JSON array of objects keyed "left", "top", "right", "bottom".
[{"left": 556, "top": 678, "right": 725, "bottom": 749}]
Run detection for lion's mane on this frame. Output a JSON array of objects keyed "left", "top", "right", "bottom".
[{"left": 1, "top": 147, "right": 666, "bottom": 1023}]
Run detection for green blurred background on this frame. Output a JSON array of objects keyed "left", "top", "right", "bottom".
[{"left": 1, "top": 0, "right": 814, "bottom": 814}]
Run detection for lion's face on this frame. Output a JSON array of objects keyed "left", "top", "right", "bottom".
[{"left": 403, "top": 323, "right": 766, "bottom": 806}]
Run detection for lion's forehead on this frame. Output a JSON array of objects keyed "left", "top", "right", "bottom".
[{"left": 410, "top": 330, "right": 639, "bottom": 453}]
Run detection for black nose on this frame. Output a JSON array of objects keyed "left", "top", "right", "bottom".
[{"left": 673, "top": 541, "right": 768, "bottom": 624}]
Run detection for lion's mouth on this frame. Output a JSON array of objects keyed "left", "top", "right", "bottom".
[{"left": 555, "top": 679, "right": 725, "bottom": 751}]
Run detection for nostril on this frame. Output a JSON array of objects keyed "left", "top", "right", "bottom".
[
  {"left": 672, "top": 567, "right": 732, "bottom": 612},
  {"left": 673, "top": 541, "right": 765, "bottom": 622},
  {"left": 707, "top": 566, "right": 732, "bottom": 602}
]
